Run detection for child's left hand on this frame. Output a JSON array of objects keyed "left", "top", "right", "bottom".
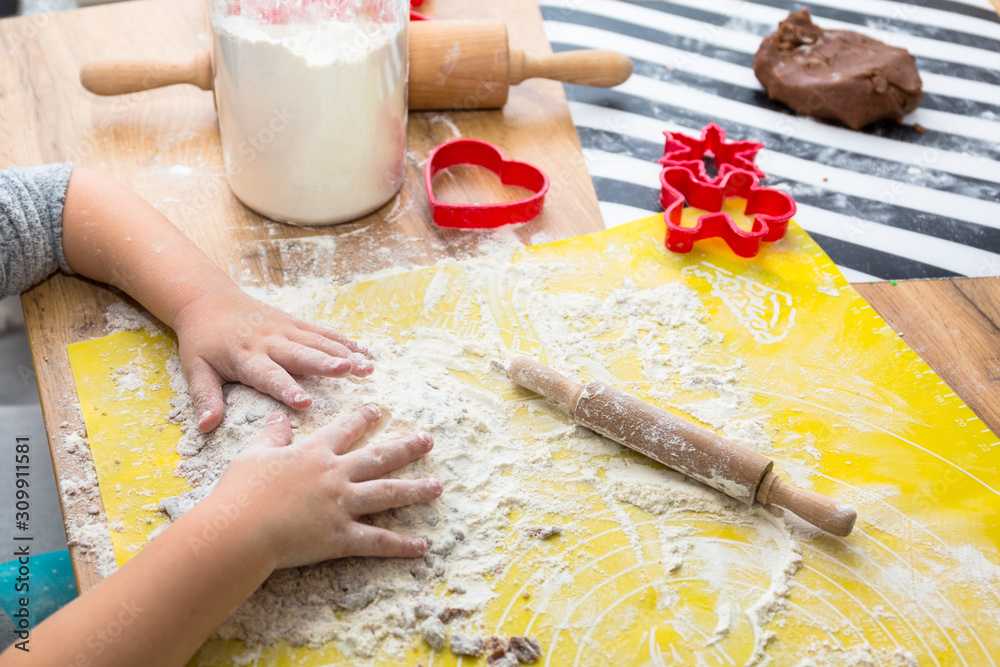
[{"left": 172, "top": 285, "right": 374, "bottom": 432}]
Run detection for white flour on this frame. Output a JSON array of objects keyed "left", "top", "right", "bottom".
[
  {"left": 125, "top": 246, "right": 808, "bottom": 661},
  {"left": 87, "top": 239, "right": 1000, "bottom": 663},
  {"left": 212, "top": 8, "right": 406, "bottom": 224},
  {"left": 58, "top": 427, "right": 119, "bottom": 578}
]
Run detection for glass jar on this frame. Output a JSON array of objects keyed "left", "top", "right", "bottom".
[{"left": 209, "top": 0, "right": 408, "bottom": 225}]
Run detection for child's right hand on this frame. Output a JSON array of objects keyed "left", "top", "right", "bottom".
[
  {"left": 204, "top": 405, "right": 441, "bottom": 570},
  {"left": 0, "top": 405, "right": 440, "bottom": 667}
]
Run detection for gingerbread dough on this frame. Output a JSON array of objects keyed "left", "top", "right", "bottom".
[{"left": 753, "top": 9, "right": 923, "bottom": 130}]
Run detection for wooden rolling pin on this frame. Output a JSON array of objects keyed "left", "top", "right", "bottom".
[
  {"left": 79, "top": 21, "right": 633, "bottom": 110},
  {"left": 507, "top": 357, "right": 857, "bottom": 537}
]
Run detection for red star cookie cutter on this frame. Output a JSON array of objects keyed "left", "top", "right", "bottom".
[
  {"left": 425, "top": 139, "right": 550, "bottom": 229},
  {"left": 659, "top": 166, "right": 795, "bottom": 258},
  {"left": 659, "top": 122, "right": 765, "bottom": 183}
]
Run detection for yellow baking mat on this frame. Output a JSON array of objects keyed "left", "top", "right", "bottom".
[{"left": 68, "top": 216, "right": 1000, "bottom": 666}]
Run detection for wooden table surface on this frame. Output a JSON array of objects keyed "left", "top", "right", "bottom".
[{"left": 1, "top": 0, "right": 997, "bottom": 594}]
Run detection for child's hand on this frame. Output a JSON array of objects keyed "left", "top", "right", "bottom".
[
  {"left": 207, "top": 405, "right": 441, "bottom": 569},
  {"left": 6, "top": 405, "right": 439, "bottom": 667},
  {"left": 172, "top": 286, "right": 374, "bottom": 432},
  {"left": 57, "top": 169, "right": 374, "bottom": 433}
]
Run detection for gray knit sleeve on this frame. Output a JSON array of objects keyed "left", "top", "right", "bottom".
[{"left": 0, "top": 162, "right": 74, "bottom": 299}]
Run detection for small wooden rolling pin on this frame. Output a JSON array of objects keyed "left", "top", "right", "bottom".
[
  {"left": 507, "top": 357, "right": 857, "bottom": 537},
  {"left": 79, "top": 21, "right": 633, "bottom": 110}
]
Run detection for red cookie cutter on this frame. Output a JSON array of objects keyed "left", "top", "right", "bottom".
[
  {"left": 425, "top": 139, "right": 549, "bottom": 229},
  {"left": 659, "top": 122, "right": 765, "bottom": 184},
  {"left": 660, "top": 166, "right": 795, "bottom": 258},
  {"left": 410, "top": 1, "right": 428, "bottom": 20}
]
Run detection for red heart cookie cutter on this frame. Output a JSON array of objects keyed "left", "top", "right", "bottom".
[
  {"left": 425, "top": 139, "right": 550, "bottom": 229},
  {"left": 660, "top": 166, "right": 795, "bottom": 258},
  {"left": 659, "top": 122, "right": 765, "bottom": 184}
]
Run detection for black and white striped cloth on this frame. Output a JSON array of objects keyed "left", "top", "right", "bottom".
[{"left": 541, "top": 0, "right": 1000, "bottom": 282}]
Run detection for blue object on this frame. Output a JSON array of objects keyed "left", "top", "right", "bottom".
[{"left": 0, "top": 549, "right": 77, "bottom": 631}]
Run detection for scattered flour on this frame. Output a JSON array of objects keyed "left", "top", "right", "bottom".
[
  {"left": 814, "top": 270, "right": 840, "bottom": 297},
  {"left": 429, "top": 113, "right": 462, "bottom": 140},
  {"left": 418, "top": 616, "right": 446, "bottom": 650},
  {"left": 708, "top": 600, "right": 734, "bottom": 646},
  {"left": 791, "top": 644, "right": 919, "bottom": 667},
  {"left": 84, "top": 239, "right": 999, "bottom": 663},
  {"left": 58, "top": 429, "right": 118, "bottom": 577},
  {"left": 381, "top": 190, "right": 414, "bottom": 224},
  {"left": 744, "top": 518, "right": 803, "bottom": 666},
  {"left": 104, "top": 301, "right": 165, "bottom": 334},
  {"left": 118, "top": 245, "right": 801, "bottom": 660},
  {"left": 449, "top": 632, "right": 485, "bottom": 656},
  {"left": 161, "top": 164, "right": 194, "bottom": 177}
]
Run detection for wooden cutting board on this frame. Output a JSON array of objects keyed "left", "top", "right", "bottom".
[
  {"left": 1, "top": 0, "right": 999, "bottom": 601},
  {"left": 0, "top": 0, "right": 605, "bottom": 591}
]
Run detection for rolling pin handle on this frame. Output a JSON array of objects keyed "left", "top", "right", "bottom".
[
  {"left": 80, "top": 50, "right": 213, "bottom": 96},
  {"left": 507, "top": 356, "right": 585, "bottom": 409},
  {"left": 508, "top": 49, "right": 633, "bottom": 87},
  {"left": 756, "top": 472, "right": 857, "bottom": 537}
]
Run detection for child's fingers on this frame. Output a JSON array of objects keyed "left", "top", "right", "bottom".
[
  {"left": 305, "top": 404, "right": 382, "bottom": 455},
  {"left": 290, "top": 330, "right": 357, "bottom": 360},
  {"left": 240, "top": 355, "right": 313, "bottom": 410},
  {"left": 347, "top": 353, "right": 375, "bottom": 377},
  {"left": 296, "top": 321, "right": 370, "bottom": 356},
  {"left": 246, "top": 412, "right": 293, "bottom": 450},
  {"left": 289, "top": 331, "right": 376, "bottom": 377},
  {"left": 345, "top": 433, "right": 434, "bottom": 482},
  {"left": 269, "top": 343, "right": 354, "bottom": 378},
  {"left": 184, "top": 356, "right": 225, "bottom": 432},
  {"left": 347, "top": 523, "right": 427, "bottom": 558},
  {"left": 345, "top": 478, "right": 443, "bottom": 516}
]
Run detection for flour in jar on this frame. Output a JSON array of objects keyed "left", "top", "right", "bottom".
[{"left": 211, "top": 7, "right": 406, "bottom": 225}]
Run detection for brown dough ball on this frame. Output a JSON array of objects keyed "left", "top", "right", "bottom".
[{"left": 753, "top": 8, "right": 923, "bottom": 130}]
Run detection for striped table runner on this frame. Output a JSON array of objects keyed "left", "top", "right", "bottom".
[{"left": 542, "top": 0, "right": 1000, "bottom": 282}]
